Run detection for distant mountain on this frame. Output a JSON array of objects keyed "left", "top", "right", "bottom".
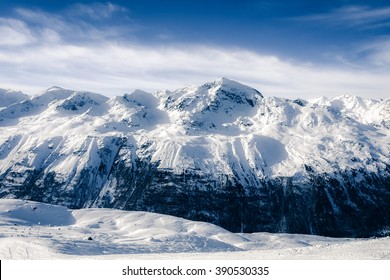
[
  {"left": 0, "top": 89, "right": 29, "bottom": 108},
  {"left": 0, "top": 78, "right": 389, "bottom": 237}
]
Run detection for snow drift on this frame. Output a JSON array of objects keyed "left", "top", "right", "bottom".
[{"left": 1, "top": 199, "right": 389, "bottom": 259}]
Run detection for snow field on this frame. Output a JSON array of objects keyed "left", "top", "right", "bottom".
[{"left": 1, "top": 199, "right": 389, "bottom": 260}]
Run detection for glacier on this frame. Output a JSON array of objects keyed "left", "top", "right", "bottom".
[{"left": 0, "top": 78, "right": 389, "bottom": 237}]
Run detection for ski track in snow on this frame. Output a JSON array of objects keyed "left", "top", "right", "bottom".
[{"left": 0, "top": 199, "right": 389, "bottom": 260}]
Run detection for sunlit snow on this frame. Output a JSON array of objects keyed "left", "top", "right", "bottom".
[{"left": 1, "top": 199, "right": 389, "bottom": 260}]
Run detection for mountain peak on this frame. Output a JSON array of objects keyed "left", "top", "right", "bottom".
[
  {"left": 33, "top": 87, "right": 75, "bottom": 106},
  {"left": 218, "top": 77, "right": 235, "bottom": 86},
  {"left": 204, "top": 77, "right": 263, "bottom": 98},
  {"left": 204, "top": 78, "right": 263, "bottom": 111},
  {"left": 218, "top": 76, "right": 244, "bottom": 86},
  {"left": 124, "top": 89, "right": 159, "bottom": 108},
  {"left": 158, "top": 78, "right": 264, "bottom": 131},
  {"left": 0, "top": 89, "right": 29, "bottom": 107},
  {"left": 56, "top": 91, "right": 109, "bottom": 112},
  {"left": 46, "top": 86, "right": 65, "bottom": 92}
]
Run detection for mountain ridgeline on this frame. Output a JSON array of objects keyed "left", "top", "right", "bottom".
[{"left": 0, "top": 78, "right": 389, "bottom": 237}]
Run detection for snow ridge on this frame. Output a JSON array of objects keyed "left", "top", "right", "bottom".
[{"left": 0, "top": 89, "right": 29, "bottom": 108}]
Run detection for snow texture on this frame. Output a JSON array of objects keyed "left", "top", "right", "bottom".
[{"left": 1, "top": 199, "right": 389, "bottom": 260}]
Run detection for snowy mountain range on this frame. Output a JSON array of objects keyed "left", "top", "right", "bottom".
[{"left": 0, "top": 78, "right": 389, "bottom": 237}]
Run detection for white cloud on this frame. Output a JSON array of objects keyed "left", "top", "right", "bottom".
[
  {"left": 1, "top": 41, "right": 389, "bottom": 99},
  {"left": 0, "top": 18, "right": 36, "bottom": 46},
  {"left": 0, "top": 6, "right": 389, "bottom": 100},
  {"left": 12, "top": 6, "right": 135, "bottom": 44},
  {"left": 357, "top": 38, "right": 390, "bottom": 67}
]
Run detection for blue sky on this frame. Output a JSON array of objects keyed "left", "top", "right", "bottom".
[{"left": 1, "top": 1, "right": 390, "bottom": 98}]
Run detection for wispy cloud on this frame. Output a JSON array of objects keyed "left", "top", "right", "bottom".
[
  {"left": 0, "top": 5, "right": 389, "bottom": 99},
  {"left": 294, "top": 5, "right": 390, "bottom": 30},
  {"left": 357, "top": 38, "right": 390, "bottom": 66},
  {"left": 0, "top": 18, "right": 36, "bottom": 46},
  {"left": 69, "top": 2, "right": 128, "bottom": 20},
  {"left": 10, "top": 4, "right": 135, "bottom": 45}
]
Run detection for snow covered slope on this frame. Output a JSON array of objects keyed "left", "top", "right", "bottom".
[
  {"left": 0, "top": 78, "right": 389, "bottom": 237},
  {"left": 1, "top": 199, "right": 389, "bottom": 260},
  {"left": 0, "top": 89, "right": 29, "bottom": 109}
]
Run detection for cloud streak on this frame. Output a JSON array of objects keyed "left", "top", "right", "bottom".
[
  {"left": 294, "top": 5, "right": 390, "bottom": 30},
  {"left": 0, "top": 18, "right": 36, "bottom": 46},
  {"left": 357, "top": 38, "right": 390, "bottom": 67},
  {"left": 69, "top": 2, "right": 128, "bottom": 20},
  {"left": 0, "top": 4, "right": 389, "bottom": 100}
]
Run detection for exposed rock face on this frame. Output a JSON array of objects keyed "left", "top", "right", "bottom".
[{"left": 0, "top": 79, "right": 389, "bottom": 237}]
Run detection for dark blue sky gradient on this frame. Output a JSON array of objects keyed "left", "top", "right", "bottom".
[{"left": 1, "top": 0, "right": 390, "bottom": 62}]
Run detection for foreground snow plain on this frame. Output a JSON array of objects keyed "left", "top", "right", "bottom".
[{"left": 0, "top": 199, "right": 389, "bottom": 260}]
